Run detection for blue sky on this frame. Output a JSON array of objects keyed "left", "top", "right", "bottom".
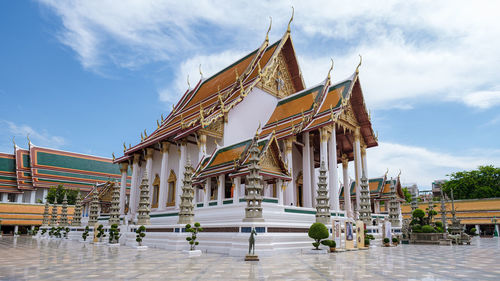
[{"left": 1, "top": 1, "right": 500, "bottom": 189}]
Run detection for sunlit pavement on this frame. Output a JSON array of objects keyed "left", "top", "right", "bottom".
[{"left": 0, "top": 236, "right": 499, "bottom": 280}]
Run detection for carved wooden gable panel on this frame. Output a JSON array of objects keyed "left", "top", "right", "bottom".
[{"left": 259, "top": 52, "right": 295, "bottom": 98}]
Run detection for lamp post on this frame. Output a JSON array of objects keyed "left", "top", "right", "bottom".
[{"left": 492, "top": 216, "right": 498, "bottom": 237}]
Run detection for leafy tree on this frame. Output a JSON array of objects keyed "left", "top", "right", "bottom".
[
  {"left": 185, "top": 222, "right": 204, "bottom": 250},
  {"left": 442, "top": 165, "right": 500, "bottom": 200},
  {"left": 308, "top": 223, "right": 329, "bottom": 250},
  {"left": 402, "top": 187, "right": 412, "bottom": 203},
  {"left": 108, "top": 224, "right": 120, "bottom": 244},
  {"left": 46, "top": 185, "right": 80, "bottom": 205},
  {"left": 412, "top": 209, "right": 425, "bottom": 225},
  {"left": 82, "top": 226, "right": 90, "bottom": 241},
  {"left": 136, "top": 225, "right": 146, "bottom": 246}
]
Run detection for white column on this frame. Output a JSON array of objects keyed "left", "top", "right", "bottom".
[
  {"left": 145, "top": 148, "right": 154, "bottom": 206},
  {"left": 353, "top": 129, "right": 362, "bottom": 212},
  {"left": 158, "top": 142, "right": 170, "bottom": 211},
  {"left": 233, "top": 177, "right": 240, "bottom": 203},
  {"left": 217, "top": 174, "right": 224, "bottom": 205},
  {"left": 375, "top": 200, "right": 381, "bottom": 213},
  {"left": 16, "top": 193, "right": 23, "bottom": 203},
  {"left": 176, "top": 142, "right": 187, "bottom": 209},
  {"left": 310, "top": 141, "right": 316, "bottom": 208},
  {"left": 14, "top": 225, "right": 19, "bottom": 234},
  {"left": 129, "top": 154, "right": 141, "bottom": 216},
  {"left": 278, "top": 180, "right": 284, "bottom": 206},
  {"left": 361, "top": 145, "right": 368, "bottom": 178},
  {"left": 203, "top": 179, "right": 210, "bottom": 207},
  {"left": 328, "top": 127, "right": 340, "bottom": 211},
  {"left": 284, "top": 137, "right": 295, "bottom": 206},
  {"left": 342, "top": 155, "right": 352, "bottom": 218},
  {"left": 119, "top": 163, "right": 128, "bottom": 215},
  {"left": 495, "top": 224, "right": 499, "bottom": 237},
  {"left": 198, "top": 134, "right": 207, "bottom": 161},
  {"left": 30, "top": 191, "right": 36, "bottom": 204},
  {"left": 302, "top": 132, "right": 312, "bottom": 208},
  {"left": 1, "top": 193, "right": 7, "bottom": 202},
  {"left": 42, "top": 188, "right": 48, "bottom": 203},
  {"left": 475, "top": 224, "right": 480, "bottom": 235}
]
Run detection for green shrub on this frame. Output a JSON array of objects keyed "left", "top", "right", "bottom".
[
  {"left": 41, "top": 229, "right": 47, "bottom": 236},
  {"left": 392, "top": 237, "right": 398, "bottom": 243},
  {"left": 383, "top": 238, "right": 390, "bottom": 243},
  {"left": 82, "top": 226, "right": 90, "bottom": 241},
  {"left": 185, "top": 222, "right": 203, "bottom": 251},
  {"left": 364, "top": 238, "right": 370, "bottom": 245},
  {"left": 64, "top": 227, "right": 70, "bottom": 238},
  {"left": 308, "top": 223, "right": 329, "bottom": 250},
  {"left": 470, "top": 228, "right": 477, "bottom": 235},
  {"left": 435, "top": 226, "right": 444, "bottom": 233},
  {"left": 96, "top": 224, "right": 106, "bottom": 241},
  {"left": 136, "top": 225, "right": 146, "bottom": 246},
  {"left": 435, "top": 221, "right": 443, "bottom": 228},
  {"left": 108, "top": 224, "right": 120, "bottom": 244},
  {"left": 412, "top": 224, "right": 422, "bottom": 233},
  {"left": 320, "top": 240, "right": 336, "bottom": 248},
  {"left": 412, "top": 209, "right": 425, "bottom": 219},
  {"left": 366, "top": 234, "right": 375, "bottom": 240},
  {"left": 422, "top": 225, "right": 435, "bottom": 233}
]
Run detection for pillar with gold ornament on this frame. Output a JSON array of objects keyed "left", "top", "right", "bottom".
[
  {"left": 129, "top": 154, "right": 141, "bottom": 216},
  {"left": 342, "top": 154, "right": 352, "bottom": 218},
  {"left": 302, "top": 132, "right": 312, "bottom": 208},
  {"left": 329, "top": 125, "right": 340, "bottom": 211},
  {"left": 119, "top": 162, "right": 128, "bottom": 215},
  {"left": 198, "top": 133, "right": 207, "bottom": 161},
  {"left": 284, "top": 137, "right": 295, "bottom": 206},
  {"left": 158, "top": 142, "right": 170, "bottom": 210},
  {"left": 145, "top": 148, "right": 154, "bottom": 206},
  {"left": 353, "top": 128, "right": 362, "bottom": 213}
]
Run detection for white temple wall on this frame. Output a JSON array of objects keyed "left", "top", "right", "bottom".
[{"left": 223, "top": 87, "right": 278, "bottom": 145}]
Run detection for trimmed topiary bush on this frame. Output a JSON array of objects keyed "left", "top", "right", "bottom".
[
  {"left": 392, "top": 237, "right": 398, "bottom": 243},
  {"left": 435, "top": 221, "right": 443, "bottom": 228},
  {"left": 41, "top": 229, "right": 47, "bottom": 236},
  {"left": 96, "top": 224, "right": 106, "bottom": 242},
  {"left": 136, "top": 225, "right": 146, "bottom": 246},
  {"left": 82, "top": 226, "right": 90, "bottom": 241},
  {"left": 412, "top": 209, "right": 425, "bottom": 224},
  {"left": 412, "top": 224, "right": 422, "bottom": 233},
  {"left": 320, "top": 240, "right": 336, "bottom": 248},
  {"left": 365, "top": 238, "right": 370, "bottom": 246},
  {"left": 108, "top": 224, "right": 120, "bottom": 244},
  {"left": 185, "top": 222, "right": 203, "bottom": 251},
  {"left": 470, "top": 228, "right": 477, "bottom": 235},
  {"left": 63, "top": 227, "right": 70, "bottom": 239},
  {"left": 383, "top": 238, "right": 390, "bottom": 244},
  {"left": 435, "top": 226, "right": 444, "bottom": 233},
  {"left": 308, "top": 223, "right": 329, "bottom": 250},
  {"left": 422, "top": 225, "right": 435, "bottom": 233}
]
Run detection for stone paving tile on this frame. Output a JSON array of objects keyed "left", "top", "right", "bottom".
[{"left": 1, "top": 237, "right": 500, "bottom": 280}]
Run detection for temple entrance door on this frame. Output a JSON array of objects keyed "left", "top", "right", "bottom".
[{"left": 296, "top": 172, "right": 303, "bottom": 207}]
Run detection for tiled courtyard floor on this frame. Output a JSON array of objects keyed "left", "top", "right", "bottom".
[{"left": 0, "top": 237, "right": 499, "bottom": 280}]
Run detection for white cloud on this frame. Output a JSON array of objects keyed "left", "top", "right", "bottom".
[
  {"left": 0, "top": 120, "right": 66, "bottom": 152},
  {"left": 461, "top": 90, "right": 500, "bottom": 109},
  {"left": 366, "top": 142, "right": 500, "bottom": 189}
]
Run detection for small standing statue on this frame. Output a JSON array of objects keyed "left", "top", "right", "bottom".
[{"left": 245, "top": 227, "right": 259, "bottom": 261}]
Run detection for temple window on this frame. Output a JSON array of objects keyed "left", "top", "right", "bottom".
[
  {"left": 167, "top": 170, "right": 176, "bottom": 207},
  {"left": 296, "top": 172, "right": 303, "bottom": 207},
  {"left": 224, "top": 176, "right": 232, "bottom": 199},
  {"left": 210, "top": 177, "right": 217, "bottom": 200},
  {"left": 152, "top": 174, "right": 160, "bottom": 208}
]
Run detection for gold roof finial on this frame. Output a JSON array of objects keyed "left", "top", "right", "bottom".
[
  {"left": 144, "top": 129, "right": 147, "bottom": 138},
  {"left": 255, "top": 122, "right": 261, "bottom": 138},
  {"left": 356, "top": 54, "right": 362, "bottom": 74},
  {"left": 171, "top": 104, "right": 175, "bottom": 113},
  {"left": 112, "top": 152, "right": 115, "bottom": 161},
  {"left": 287, "top": 6, "right": 294, "bottom": 33},
  {"left": 327, "top": 58, "right": 334, "bottom": 80},
  {"left": 384, "top": 168, "right": 389, "bottom": 178},
  {"left": 398, "top": 169, "right": 402, "bottom": 178},
  {"left": 141, "top": 132, "right": 144, "bottom": 141},
  {"left": 27, "top": 134, "right": 31, "bottom": 145},
  {"left": 187, "top": 74, "right": 191, "bottom": 89},
  {"left": 199, "top": 64, "right": 203, "bottom": 78},
  {"left": 161, "top": 113, "right": 164, "bottom": 122},
  {"left": 12, "top": 136, "right": 16, "bottom": 148},
  {"left": 235, "top": 69, "right": 239, "bottom": 80},
  {"left": 123, "top": 142, "right": 127, "bottom": 152},
  {"left": 265, "top": 16, "right": 272, "bottom": 42},
  {"left": 157, "top": 119, "right": 160, "bottom": 129}
]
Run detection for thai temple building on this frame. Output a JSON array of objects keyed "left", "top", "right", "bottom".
[
  {"left": 110, "top": 19, "right": 381, "bottom": 254},
  {"left": 0, "top": 140, "right": 126, "bottom": 234}
]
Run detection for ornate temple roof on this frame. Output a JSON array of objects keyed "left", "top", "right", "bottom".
[
  {"left": 340, "top": 174, "right": 404, "bottom": 200},
  {"left": 116, "top": 25, "right": 306, "bottom": 162},
  {"left": 0, "top": 152, "right": 19, "bottom": 193},
  {"left": 0, "top": 142, "right": 131, "bottom": 194},
  {"left": 193, "top": 133, "right": 290, "bottom": 184}
]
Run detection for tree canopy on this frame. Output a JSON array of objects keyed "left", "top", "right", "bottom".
[
  {"left": 46, "top": 185, "right": 79, "bottom": 205},
  {"left": 442, "top": 165, "right": 500, "bottom": 200},
  {"left": 402, "top": 187, "right": 412, "bottom": 203}
]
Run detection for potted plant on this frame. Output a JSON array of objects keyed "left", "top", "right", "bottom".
[
  {"left": 392, "top": 237, "right": 399, "bottom": 246},
  {"left": 135, "top": 225, "right": 147, "bottom": 249},
  {"left": 41, "top": 228, "right": 47, "bottom": 237},
  {"left": 469, "top": 227, "right": 477, "bottom": 236},
  {"left": 308, "top": 223, "right": 329, "bottom": 252},
  {"left": 32, "top": 227, "right": 39, "bottom": 238},
  {"left": 82, "top": 226, "right": 90, "bottom": 242},
  {"left": 64, "top": 227, "right": 70, "bottom": 239},
  {"left": 185, "top": 222, "right": 203, "bottom": 256},
  {"left": 48, "top": 227, "right": 54, "bottom": 238},
  {"left": 321, "top": 239, "right": 336, "bottom": 252},
  {"left": 108, "top": 224, "right": 120, "bottom": 245},
  {"left": 96, "top": 224, "right": 106, "bottom": 243},
  {"left": 383, "top": 237, "right": 390, "bottom": 247}
]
